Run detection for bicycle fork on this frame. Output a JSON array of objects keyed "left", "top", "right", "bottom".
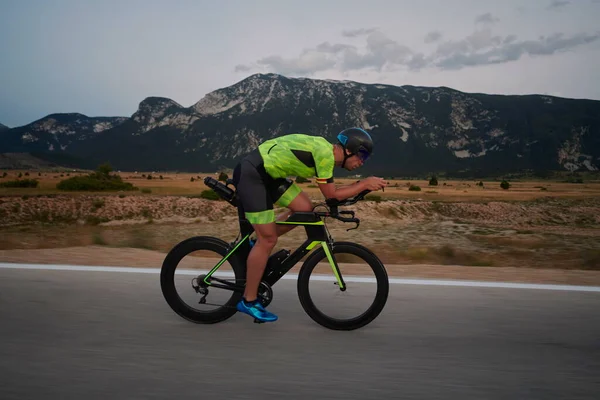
[{"left": 306, "top": 240, "right": 346, "bottom": 291}]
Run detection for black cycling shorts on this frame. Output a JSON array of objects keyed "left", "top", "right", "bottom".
[{"left": 232, "top": 149, "right": 301, "bottom": 224}]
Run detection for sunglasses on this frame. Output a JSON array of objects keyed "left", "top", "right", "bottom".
[{"left": 356, "top": 148, "right": 371, "bottom": 162}]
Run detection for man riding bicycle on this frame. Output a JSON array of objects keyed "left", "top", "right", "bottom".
[{"left": 231, "top": 127, "right": 387, "bottom": 322}]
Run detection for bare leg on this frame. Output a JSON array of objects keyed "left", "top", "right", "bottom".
[
  {"left": 275, "top": 191, "right": 313, "bottom": 237},
  {"left": 244, "top": 222, "right": 278, "bottom": 302},
  {"left": 244, "top": 191, "right": 314, "bottom": 301}
]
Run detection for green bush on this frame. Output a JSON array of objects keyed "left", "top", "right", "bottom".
[
  {"left": 92, "top": 199, "right": 105, "bottom": 209},
  {"left": 200, "top": 190, "right": 220, "bottom": 200},
  {"left": 0, "top": 179, "right": 39, "bottom": 188},
  {"left": 428, "top": 176, "right": 438, "bottom": 186},
  {"left": 365, "top": 194, "right": 382, "bottom": 202},
  {"left": 500, "top": 180, "right": 510, "bottom": 190},
  {"left": 57, "top": 163, "right": 138, "bottom": 192},
  {"left": 296, "top": 176, "right": 310, "bottom": 183},
  {"left": 409, "top": 185, "right": 421, "bottom": 191},
  {"left": 218, "top": 172, "right": 229, "bottom": 182},
  {"left": 57, "top": 175, "right": 137, "bottom": 191}
]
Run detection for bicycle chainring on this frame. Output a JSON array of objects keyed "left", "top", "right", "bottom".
[{"left": 257, "top": 281, "right": 274, "bottom": 307}]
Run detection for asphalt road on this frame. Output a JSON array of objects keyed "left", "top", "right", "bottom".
[{"left": 1, "top": 266, "right": 599, "bottom": 400}]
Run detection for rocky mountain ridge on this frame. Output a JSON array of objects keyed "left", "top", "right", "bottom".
[{"left": 1, "top": 73, "right": 598, "bottom": 176}]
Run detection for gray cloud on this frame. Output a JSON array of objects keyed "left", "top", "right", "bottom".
[
  {"left": 407, "top": 53, "right": 428, "bottom": 70},
  {"left": 433, "top": 31, "right": 600, "bottom": 70},
  {"left": 316, "top": 42, "right": 356, "bottom": 53},
  {"left": 548, "top": 1, "right": 570, "bottom": 9},
  {"left": 340, "top": 31, "right": 413, "bottom": 72},
  {"left": 475, "top": 12, "right": 500, "bottom": 24},
  {"left": 424, "top": 31, "right": 442, "bottom": 43},
  {"left": 255, "top": 49, "right": 337, "bottom": 75},
  {"left": 237, "top": 28, "right": 600, "bottom": 75},
  {"left": 435, "top": 28, "right": 503, "bottom": 57},
  {"left": 342, "top": 28, "right": 377, "bottom": 37},
  {"left": 234, "top": 64, "right": 253, "bottom": 72}
]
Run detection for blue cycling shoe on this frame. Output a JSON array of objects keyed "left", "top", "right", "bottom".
[{"left": 236, "top": 298, "right": 278, "bottom": 323}]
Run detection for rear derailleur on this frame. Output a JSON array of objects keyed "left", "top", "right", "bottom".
[{"left": 191, "top": 274, "right": 209, "bottom": 304}]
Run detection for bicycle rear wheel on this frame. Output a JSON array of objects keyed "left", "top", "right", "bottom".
[
  {"left": 160, "top": 236, "right": 246, "bottom": 324},
  {"left": 297, "top": 241, "right": 389, "bottom": 330}
]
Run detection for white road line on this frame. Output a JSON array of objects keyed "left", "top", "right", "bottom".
[{"left": 1, "top": 262, "right": 600, "bottom": 292}]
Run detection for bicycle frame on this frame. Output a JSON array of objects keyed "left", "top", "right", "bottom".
[{"left": 201, "top": 210, "right": 346, "bottom": 292}]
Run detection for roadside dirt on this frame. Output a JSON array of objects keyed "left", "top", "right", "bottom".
[{"left": 1, "top": 194, "right": 599, "bottom": 285}]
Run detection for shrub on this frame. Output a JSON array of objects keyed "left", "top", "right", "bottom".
[
  {"left": 500, "top": 180, "right": 510, "bottom": 190},
  {"left": 57, "top": 163, "right": 138, "bottom": 191},
  {"left": 428, "top": 176, "right": 438, "bottom": 186},
  {"left": 296, "top": 176, "right": 310, "bottom": 183},
  {"left": 200, "top": 189, "right": 220, "bottom": 200},
  {"left": 365, "top": 194, "right": 382, "bottom": 202},
  {"left": 218, "top": 172, "right": 229, "bottom": 182},
  {"left": 92, "top": 199, "right": 105, "bottom": 209},
  {"left": 0, "top": 179, "right": 39, "bottom": 188},
  {"left": 409, "top": 185, "right": 421, "bottom": 191}
]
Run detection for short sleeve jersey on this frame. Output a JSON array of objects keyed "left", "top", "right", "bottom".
[{"left": 257, "top": 134, "right": 335, "bottom": 184}]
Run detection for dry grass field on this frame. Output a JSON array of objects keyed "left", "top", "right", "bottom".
[
  {"left": 1, "top": 168, "right": 598, "bottom": 200},
  {"left": 1, "top": 167, "right": 599, "bottom": 281}
]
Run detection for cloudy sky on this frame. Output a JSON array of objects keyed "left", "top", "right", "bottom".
[{"left": 1, "top": 0, "right": 599, "bottom": 127}]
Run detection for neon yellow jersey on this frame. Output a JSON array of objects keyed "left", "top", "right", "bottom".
[{"left": 258, "top": 134, "right": 335, "bottom": 183}]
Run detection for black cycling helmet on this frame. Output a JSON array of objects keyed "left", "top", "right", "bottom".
[{"left": 336, "top": 127, "right": 373, "bottom": 167}]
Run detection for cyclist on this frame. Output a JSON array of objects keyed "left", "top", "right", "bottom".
[{"left": 231, "top": 127, "right": 387, "bottom": 322}]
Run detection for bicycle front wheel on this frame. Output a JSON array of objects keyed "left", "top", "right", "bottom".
[{"left": 296, "top": 241, "right": 389, "bottom": 330}]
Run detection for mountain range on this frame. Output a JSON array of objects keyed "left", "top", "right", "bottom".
[{"left": 1, "top": 73, "right": 599, "bottom": 177}]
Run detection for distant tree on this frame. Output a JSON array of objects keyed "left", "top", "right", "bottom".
[{"left": 96, "top": 163, "right": 113, "bottom": 177}]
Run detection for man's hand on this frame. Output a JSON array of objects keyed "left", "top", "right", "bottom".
[{"left": 361, "top": 176, "right": 388, "bottom": 191}]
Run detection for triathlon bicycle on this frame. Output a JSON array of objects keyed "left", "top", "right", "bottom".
[{"left": 160, "top": 176, "right": 389, "bottom": 330}]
